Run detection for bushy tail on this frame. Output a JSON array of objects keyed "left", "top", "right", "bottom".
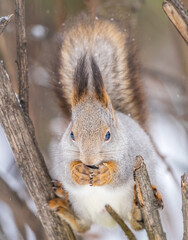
[{"left": 52, "top": 0, "right": 147, "bottom": 130}]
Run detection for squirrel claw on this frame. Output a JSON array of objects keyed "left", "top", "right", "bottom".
[
  {"left": 131, "top": 184, "right": 163, "bottom": 230},
  {"left": 152, "top": 185, "right": 164, "bottom": 209},
  {"left": 51, "top": 179, "right": 59, "bottom": 185},
  {"left": 51, "top": 180, "right": 69, "bottom": 201},
  {"left": 51, "top": 179, "right": 58, "bottom": 182},
  {"left": 51, "top": 179, "right": 62, "bottom": 187}
]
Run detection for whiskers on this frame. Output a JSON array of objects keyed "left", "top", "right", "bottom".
[
  {"left": 100, "top": 148, "right": 124, "bottom": 154},
  {"left": 66, "top": 149, "right": 80, "bottom": 154},
  {"left": 99, "top": 148, "right": 124, "bottom": 159},
  {"left": 50, "top": 147, "right": 80, "bottom": 162}
]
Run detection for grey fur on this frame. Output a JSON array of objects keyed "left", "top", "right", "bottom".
[{"left": 49, "top": 10, "right": 156, "bottom": 232}]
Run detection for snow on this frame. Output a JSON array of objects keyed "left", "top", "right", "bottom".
[
  {"left": 150, "top": 114, "right": 188, "bottom": 171},
  {"left": 25, "top": 225, "right": 36, "bottom": 240},
  {"left": 32, "top": 66, "right": 49, "bottom": 86},
  {"left": 30, "top": 25, "right": 48, "bottom": 39},
  {"left": 0, "top": 16, "right": 9, "bottom": 22}
]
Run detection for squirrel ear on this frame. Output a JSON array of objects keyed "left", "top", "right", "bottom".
[
  {"left": 91, "top": 57, "right": 109, "bottom": 108},
  {"left": 72, "top": 55, "right": 88, "bottom": 107}
]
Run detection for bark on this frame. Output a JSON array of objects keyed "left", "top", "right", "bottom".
[
  {"left": 6, "top": 1, "right": 76, "bottom": 238},
  {"left": 181, "top": 173, "right": 188, "bottom": 240},
  {"left": 163, "top": 0, "right": 188, "bottom": 45},
  {"left": 14, "top": 0, "right": 29, "bottom": 112},
  {"left": 0, "top": 62, "right": 76, "bottom": 240},
  {"left": 134, "top": 156, "right": 166, "bottom": 240}
]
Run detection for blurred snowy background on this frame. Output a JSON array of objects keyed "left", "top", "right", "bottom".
[{"left": 0, "top": 0, "right": 188, "bottom": 239}]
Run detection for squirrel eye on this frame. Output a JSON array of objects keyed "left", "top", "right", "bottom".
[
  {"left": 70, "top": 131, "right": 75, "bottom": 141},
  {"left": 104, "top": 131, "right": 111, "bottom": 141}
]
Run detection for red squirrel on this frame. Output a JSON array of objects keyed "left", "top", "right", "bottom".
[{"left": 48, "top": 1, "right": 163, "bottom": 234}]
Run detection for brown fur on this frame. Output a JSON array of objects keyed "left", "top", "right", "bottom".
[
  {"left": 52, "top": 9, "right": 147, "bottom": 130},
  {"left": 91, "top": 57, "right": 109, "bottom": 108},
  {"left": 72, "top": 55, "right": 88, "bottom": 106}
]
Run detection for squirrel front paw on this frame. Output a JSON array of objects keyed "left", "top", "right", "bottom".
[
  {"left": 48, "top": 180, "right": 74, "bottom": 219},
  {"left": 48, "top": 180, "right": 90, "bottom": 233},
  {"left": 51, "top": 180, "right": 69, "bottom": 201},
  {"left": 70, "top": 161, "right": 118, "bottom": 186},
  {"left": 130, "top": 185, "right": 144, "bottom": 230},
  {"left": 130, "top": 184, "right": 163, "bottom": 231}
]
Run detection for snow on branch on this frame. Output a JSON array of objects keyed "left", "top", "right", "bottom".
[{"left": 0, "top": 14, "right": 13, "bottom": 35}]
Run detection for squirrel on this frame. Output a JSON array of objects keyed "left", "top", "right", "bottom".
[{"left": 48, "top": 1, "right": 163, "bottom": 234}]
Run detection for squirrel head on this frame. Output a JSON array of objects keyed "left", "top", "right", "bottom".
[{"left": 70, "top": 56, "right": 117, "bottom": 166}]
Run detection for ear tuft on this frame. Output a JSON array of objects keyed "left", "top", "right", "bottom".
[
  {"left": 72, "top": 55, "right": 88, "bottom": 106},
  {"left": 91, "top": 57, "right": 109, "bottom": 108}
]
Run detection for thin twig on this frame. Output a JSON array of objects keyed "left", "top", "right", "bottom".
[
  {"left": 0, "top": 224, "right": 7, "bottom": 240},
  {"left": 181, "top": 173, "right": 188, "bottom": 240},
  {"left": 134, "top": 156, "right": 166, "bottom": 240},
  {"left": 14, "top": 0, "right": 29, "bottom": 113},
  {"left": 0, "top": 177, "right": 47, "bottom": 239},
  {"left": 0, "top": 63, "right": 76, "bottom": 240},
  {"left": 105, "top": 204, "right": 136, "bottom": 240},
  {"left": 162, "top": 0, "right": 188, "bottom": 45},
  {"left": 0, "top": 14, "right": 13, "bottom": 35}
]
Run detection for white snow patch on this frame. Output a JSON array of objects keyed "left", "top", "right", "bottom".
[{"left": 30, "top": 25, "right": 48, "bottom": 39}]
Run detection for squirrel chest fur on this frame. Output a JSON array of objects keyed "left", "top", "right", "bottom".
[{"left": 49, "top": 12, "right": 158, "bottom": 233}]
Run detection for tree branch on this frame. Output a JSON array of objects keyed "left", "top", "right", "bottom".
[
  {"left": 2, "top": 1, "right": 76, "bottom": 239},
  {"left": 105, "top": 204, "right": 136, "bottom": 240},
  {"left": 0, "top": 63, "right": 76, "bottom": 240},
  {"left": 0, "top": 15, "right": 13, "bottom": 35},
  {"left": 0, "top": 3, "right": 75, "bottom": 239},
  {"left": 14, "top": 0, "right": 29, "bottom": 113},
  {"left": 134, "top": 156, "right": 166, "bottom": 240},
  {"left": 162, "top": 0, "right": 188, "bottom": 45},
  {"left": 181, "top": 173, "right": 188, "bottom": 240}
]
